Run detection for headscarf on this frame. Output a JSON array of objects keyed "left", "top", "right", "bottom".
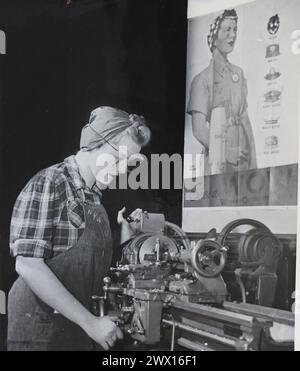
[
  {"left": 207, "top": 9, "right": 238, "bottom": 53},
  {"left": 80, "top": 106, "right": 145, "bottom": 151}
]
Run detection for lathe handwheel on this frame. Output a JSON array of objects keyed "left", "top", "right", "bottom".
[{"left": 191, "top": 240, "right": 226, "bottom": 278}]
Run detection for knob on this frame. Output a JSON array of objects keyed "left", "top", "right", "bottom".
[{"left": 103, "top": 277, "right": 112, "bottom": 286}]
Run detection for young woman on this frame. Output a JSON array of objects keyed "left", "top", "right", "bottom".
[{"left": 7, "top": 106, "right": 151, "bottom": 351}]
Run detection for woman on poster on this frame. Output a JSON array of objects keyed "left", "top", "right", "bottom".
[{"left": 187, "top": 9, "right": 257, "bottom": 176}]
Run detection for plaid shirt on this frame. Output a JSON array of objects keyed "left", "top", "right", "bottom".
[{"left": 10, "top": 156, "right": 103, "bottom": 259}]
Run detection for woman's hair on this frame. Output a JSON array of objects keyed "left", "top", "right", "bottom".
[
  {"left": 128, "top": 122, "right": 151, "bottom": 147},
  {"left": 207, "top": 9, "right": 238, "bottom": 53},
  {"left": 112, "top": 113, "right": 151, "bottom": 148}
]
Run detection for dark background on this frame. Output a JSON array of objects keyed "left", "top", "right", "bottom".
[{"left": 0, "top": 0, "right": 187, "bottom": 349}]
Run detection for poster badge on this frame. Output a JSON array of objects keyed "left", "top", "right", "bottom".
[
  {"left": 232, "top": 73, "right": 240, "bottom": 83},
  {"left": 264, "top": 90, "right": 281, "bottom": 103},
  {"left": 265, "top": 135, "right": 278, "bottom": 149},
  {"left": 268, "top": 14, "right": 280, "bottom": 35},
  {"left": 0, "top": 30, "right": 6, "bottom": 55},
  {"left": 265, "top": 67, "right": 281, "bottom": 81},
  {"left": 265, "top": 44, "right": 280, "bottom": 58}
]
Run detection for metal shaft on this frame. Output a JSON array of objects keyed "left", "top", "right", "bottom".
[{"left": 162, "top": 318, "right": 240, "bottom": 349}]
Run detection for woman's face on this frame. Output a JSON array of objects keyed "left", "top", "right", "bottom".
[
  {"left": 91, "top": 132, "right": 142, "bottom": 188},
  {"left": 214, "top": 18, "right": 237, "bottom": 56}
]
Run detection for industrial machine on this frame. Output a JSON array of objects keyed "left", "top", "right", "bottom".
[{"left": 93, "top": 213, "right": 295, "bottom": 351}]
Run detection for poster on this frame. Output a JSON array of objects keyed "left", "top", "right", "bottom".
[{"left": 183, "top": 0, "right": 300, "bottom": 233}]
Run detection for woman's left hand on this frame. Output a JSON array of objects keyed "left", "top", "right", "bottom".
[
  {"left": 117, "top": 207, "right": 143, "bottom": 243},
  {"left": 238, "top": 149, "right": 249, "bottom": 163}
]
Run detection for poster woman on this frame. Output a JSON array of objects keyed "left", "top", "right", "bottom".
[{"left": 187, "top": 9, "right": 257, "bottom": 175}]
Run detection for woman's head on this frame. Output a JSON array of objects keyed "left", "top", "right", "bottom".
[
  {"left": 79, "top": 106, "right": 151, "bottom": 187},
  {"left": 80, "top": 106, "right": 150, "bottom": 152},
  {"left": 207, "top": 9, "right": 238, "bottom": 55}
]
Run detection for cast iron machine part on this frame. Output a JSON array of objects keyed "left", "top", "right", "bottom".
[{"left": 217, "top": 219, "right": 282, "bottom": 307}]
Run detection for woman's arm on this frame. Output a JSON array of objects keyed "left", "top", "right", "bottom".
[
  {"left": 16, "top": 256, "right": 123, "bottom": 349},
  {"left": 191, "top": 112, "right": 210, "bottom": 151}
]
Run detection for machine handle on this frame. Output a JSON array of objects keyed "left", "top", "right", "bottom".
[
  {"left": 92, "top": 295, "right": 105, "bottom": 317},
  {"left": 191, "top": 239, "right": 227, "bottom": 278}
]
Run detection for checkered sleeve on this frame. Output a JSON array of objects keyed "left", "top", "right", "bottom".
[{"left": 10, "top": 173, "right": 60, "bottom": 259}]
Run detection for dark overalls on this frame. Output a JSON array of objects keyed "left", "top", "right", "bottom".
[{"left": 7, "top": 192, "right": 112, "bottom": 351}]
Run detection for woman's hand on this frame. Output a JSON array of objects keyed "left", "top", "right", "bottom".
[
  {"left": 117, "top": 207, "right": 143, "bottom": 244},
  {"left": 83, "top": 315, "right": 123, "bottom": 350},
  {"left": 237, "top": 148, "right": 249, "bottom": 163},
  {"left": 117, "top": 207, "right": 143, "bottom": 227},
  {"left": 226, "top": 148, "right": 249, "bottom": 165}
]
